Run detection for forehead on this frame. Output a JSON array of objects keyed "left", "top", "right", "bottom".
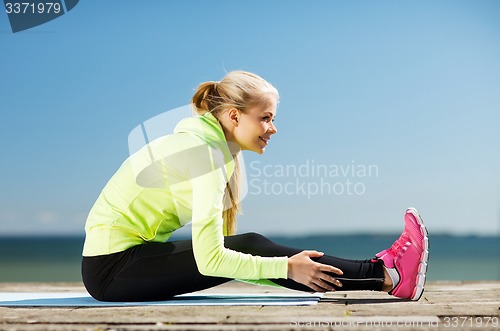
[{"left": 247, "top": 97, "right": 277, "bottom": 115}]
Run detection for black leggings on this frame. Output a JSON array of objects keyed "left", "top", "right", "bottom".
[{"left": 82, "top": 232, "right": 384, "bottom": 302}]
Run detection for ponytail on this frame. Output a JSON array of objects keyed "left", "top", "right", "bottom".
[{"left": 191, "top": 81, "right": 220, "bottom": 116}]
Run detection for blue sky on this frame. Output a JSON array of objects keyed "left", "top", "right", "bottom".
[{"left": 0, "top": 0, "right": 499, "bottom": 236}]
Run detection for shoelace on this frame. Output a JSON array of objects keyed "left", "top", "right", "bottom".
[{"left": 386, "top": 231, "right": 411, "bottom": 258}]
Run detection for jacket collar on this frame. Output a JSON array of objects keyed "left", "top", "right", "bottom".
[{"left": 174, "top": 112, "right": 235, "bottom": 179}]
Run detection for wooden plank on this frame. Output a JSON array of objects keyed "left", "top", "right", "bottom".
[{"left": 0, "top": 281, "right": 499, "bottom": 331}]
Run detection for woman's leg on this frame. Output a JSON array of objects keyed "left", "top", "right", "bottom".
[
  {"left": 224, "top": 233, "right": 385, "bottom": 292},
  {"left": 82, "top": 240, "right": 231, "bottom": 302},
  {"left": 82, "top": 232, "right": 385, "bottom": 302}
]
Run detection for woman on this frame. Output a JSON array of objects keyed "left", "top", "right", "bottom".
[{"left": 82, "top": 71, "right": 428, "bottom": 302}]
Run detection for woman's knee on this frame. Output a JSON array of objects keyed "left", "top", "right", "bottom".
[
  {"left": 239, "top": 232, "right": 274, "bottom": 245},
  {"left": 225, "top": 232, "right": 268, "bottom": 251}
]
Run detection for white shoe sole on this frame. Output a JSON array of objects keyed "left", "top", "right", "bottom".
[{"left": 406, "top": 207, "right": 429, "bottom": 301}]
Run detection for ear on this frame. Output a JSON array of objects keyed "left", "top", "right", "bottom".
[{"left": 227, "top": 108, "right": 240, "bottom": 127}]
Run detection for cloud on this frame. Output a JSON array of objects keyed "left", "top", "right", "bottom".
[{"left": 37, "top": 211, "right": 60, "bottom": 225}]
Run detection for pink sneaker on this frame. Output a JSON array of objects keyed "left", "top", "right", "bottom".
[{"left": 376, "top": 208, "right": 429, "bottom": 300}]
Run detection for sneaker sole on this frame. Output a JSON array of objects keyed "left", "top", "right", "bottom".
[{"left": 406, "top": 207, "right": 429, "bottom": 301}]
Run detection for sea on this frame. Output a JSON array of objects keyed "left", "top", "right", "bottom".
[{"left": 0, "top": 234, "right": 498, "bottom": 282}]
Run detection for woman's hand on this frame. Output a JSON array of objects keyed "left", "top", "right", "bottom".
[{"left": 287, "top": 250, "right": 343, "bottom": 292}]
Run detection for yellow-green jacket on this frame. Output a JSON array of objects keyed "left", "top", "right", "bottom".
[{"left": 83, "top": 112, "right": 288, "bottom": 281}]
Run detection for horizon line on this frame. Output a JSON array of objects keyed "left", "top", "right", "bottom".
[{"left": 0, "top": 232, "right": 498, "bottom": 238}]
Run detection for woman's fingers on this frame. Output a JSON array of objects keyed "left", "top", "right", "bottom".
[
  {"left": 305, "top": 250, "right": 343, "bottom": 276},
  {"left": 306, "top": 251, "right": 345, "bottom": 290},
  {"left": 316, "top": 278, "right": 335, "bottom": 292},
  {"left": 316, "top": 270, "right": 343, "bottom": 289},
  {"left": 309, "top": 279, "right": 330, "bottom": 292},
  {"left": 317, "top": 263, "right": 343, "bottom": 288},
  {"left": 288, "top": 250, "right": 345, "bottom": 292},
  {"left": 325, "top": 278, "right": 343, "bottom": 287},
  {"left": 310, "top": 276, "right": 342, "bottom": 292},
  {"left": 304, "top": 250, "right": 324, "bottom": 258},
  {"left": 321, "top": 263, "right": 343, "bottom": 276}
]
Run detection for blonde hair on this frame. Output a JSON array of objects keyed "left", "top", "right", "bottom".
[{"left": 191, "top": 71, "right": 279, "bottom": 235}]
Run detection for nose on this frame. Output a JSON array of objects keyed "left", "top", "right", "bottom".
[{"left": 268, "top": 121, "right": 277, "bottom": 134}]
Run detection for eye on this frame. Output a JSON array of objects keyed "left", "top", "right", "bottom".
[{"left": 262, "top": 116, "right": 274, "bottom": 123}]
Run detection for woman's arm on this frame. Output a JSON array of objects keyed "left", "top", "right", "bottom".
[
  {"left": 190, "top": 167, "right": 288, "bottom": 280},
  {"left": 188, "top": 151, "right": 343, "bottom": 290}
]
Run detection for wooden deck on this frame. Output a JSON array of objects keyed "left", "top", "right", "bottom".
[{"left": 0, "top": 281, "right": 499, "bottom": 330}]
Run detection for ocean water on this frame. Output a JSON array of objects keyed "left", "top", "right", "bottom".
[{"left": 0, "top": 235, "right": 498, "bottom": 282}]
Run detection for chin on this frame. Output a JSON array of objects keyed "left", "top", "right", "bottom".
[
  {"left": 248, "top": 147, "right": 265, "bottom": 154},
  {"left": 256, "top": 148, "right": 266, "bottom": 155},
  {"left": 245, "top": 144, "right": 267, "bottom": 154}
]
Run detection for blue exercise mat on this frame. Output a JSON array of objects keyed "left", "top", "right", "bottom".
[{"left": 0, "top": 292, "right": 323, "bottom": 306}]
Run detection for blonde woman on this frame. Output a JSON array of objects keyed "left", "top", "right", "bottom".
[{"left": 82, "top": 71, "right": 428, "bottom": 302}]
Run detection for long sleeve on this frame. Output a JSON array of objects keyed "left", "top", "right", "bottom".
[{"left": 190, "top": 166, "right": 288, "bottom": 280}]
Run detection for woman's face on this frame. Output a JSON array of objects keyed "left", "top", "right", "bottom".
[{"left": 233, "top": 98, "right": 278, "bottom": 154}]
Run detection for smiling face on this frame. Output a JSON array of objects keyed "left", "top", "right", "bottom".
[{"left": 225, "top": 97, "right": 278, "bottom": 154}]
